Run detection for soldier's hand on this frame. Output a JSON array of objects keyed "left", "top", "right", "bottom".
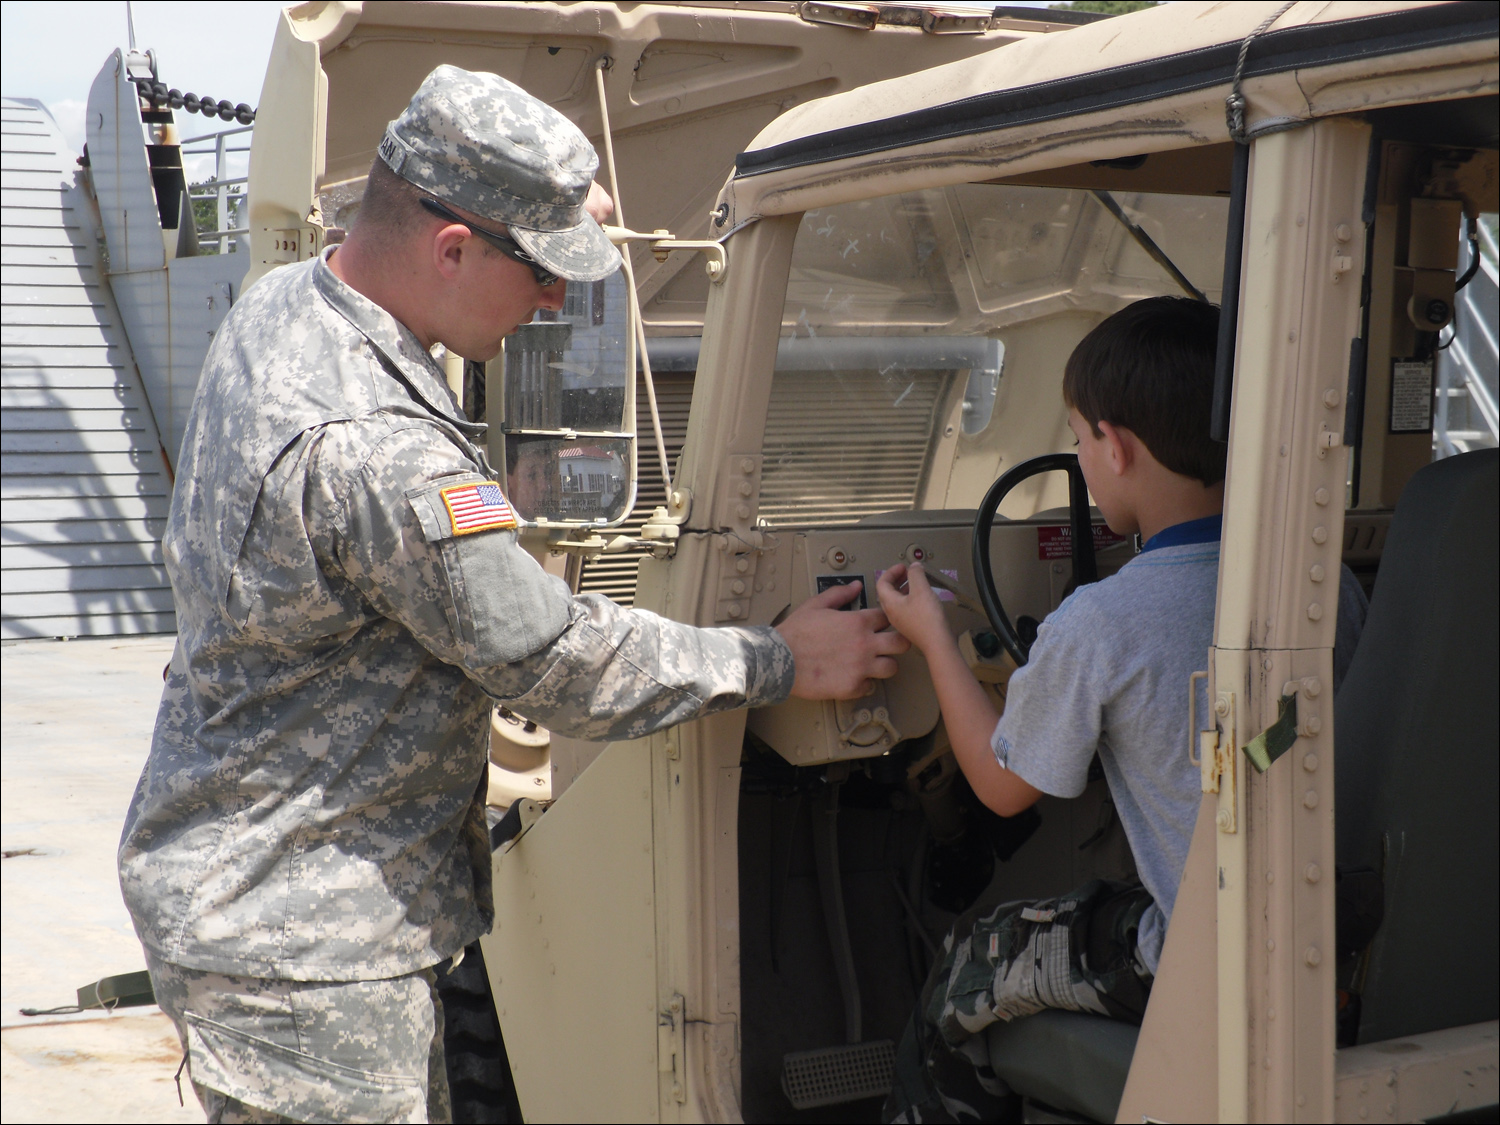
[{"left": 775, "top": 581, "right": 910, "bottom": 700}]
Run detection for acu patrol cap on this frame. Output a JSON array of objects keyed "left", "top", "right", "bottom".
[{"left": 378, "top": 65, "right": 620, "bottom": 283}]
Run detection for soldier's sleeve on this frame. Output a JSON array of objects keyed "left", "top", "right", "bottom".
[{"left": 312, "top": 419, "right": 794, "bottom": 740}]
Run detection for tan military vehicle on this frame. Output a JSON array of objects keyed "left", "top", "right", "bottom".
[{"left": 243, "top": 1, "right": 1497, "bottom": 1121}]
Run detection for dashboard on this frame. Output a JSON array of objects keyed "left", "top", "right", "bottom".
[
  {"left": 745, "top": 508, "right": 1394, "bottom": 767},
  {"left": 746, "top": 511, "right": 1134, "bottom": 767}
]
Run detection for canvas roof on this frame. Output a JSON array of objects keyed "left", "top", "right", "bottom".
[{"left": 716, "top": 0, "right": 1498, "bottom": 225}]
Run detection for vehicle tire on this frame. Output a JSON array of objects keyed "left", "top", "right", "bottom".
[{"left": 435, "top": 942, "right": 524, "bottom": 1124}]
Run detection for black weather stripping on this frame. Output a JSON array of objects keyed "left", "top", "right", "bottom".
[{"left": 735, "top": 3, "right": 1497, "bottom": 180}]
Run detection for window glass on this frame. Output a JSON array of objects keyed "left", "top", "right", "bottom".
[{"left": 763, "top": 183, "right": 1228, "bottom": 525}]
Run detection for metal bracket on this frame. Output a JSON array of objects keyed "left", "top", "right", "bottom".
[
  {"left": 1213, "top": 692, "right": 1238, "bottom": 833},
  {"left": 263, "top": 226, "right": 316, "bottom": 264},
  {"left": 595, "top": 509, "right": 681, "bottom": 560},
  {"left": 1199, "top": 730, "right": 1221, "bottom": 794},
  {"left": 605, "top": 225, "right": 727, "bottom": 283},
  {"left": 619, "top": 504, "right": 688, "bottom": 560},
  {"left": 1189, "top": 669, "right": 1208, "bottom": 769},
  {"left": 542, "top": 532, "right": 609, "bottom": 559},
  {"left": 496, "top": 797, "right": 552, "bottom": 854},
  {"left": 658, "top": 993, "right": 687, "bottom": 1103},
  {"left": 665, "top": 485, "right": 692, "bottom": 524}
]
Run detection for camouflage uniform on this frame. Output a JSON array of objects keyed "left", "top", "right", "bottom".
[
  {"left": 120, "top": 66, "right": 793, "bottom": 1121},
  {"left": 885, "top": 881, "right": 1153, "bottom": 1123},
  {"left": 149, "top": 955, "right": 451, "bottom": 1123}
]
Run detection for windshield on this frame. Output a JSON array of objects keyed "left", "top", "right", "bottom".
[{"left": 763, "top": 182, "right": 1228, "bottom": 525}]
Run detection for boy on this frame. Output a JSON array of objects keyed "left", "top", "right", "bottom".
[{"left": 875, "top": 297, "right": 1365, "bottom": 1122}]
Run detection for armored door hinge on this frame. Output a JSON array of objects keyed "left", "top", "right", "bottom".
[
  {"left": 715, "top": 538, "right": 759, "bottom": 623},
  {"left": 658, "top": 992, "right": 687, "bottom": 1103},
  {"left": 713, "top": 465, "right": 772, "bottom": 622},
  {"left": 722, "top": 454, "right": 762, "bottom": 532}
]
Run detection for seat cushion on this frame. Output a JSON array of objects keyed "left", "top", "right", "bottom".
[
  {"left": 985, "top": 1010, "right": 1138, "bottom": 1123},
  {"left": 1335, "top": 449, "right": 1499, "bottom": 1042}
]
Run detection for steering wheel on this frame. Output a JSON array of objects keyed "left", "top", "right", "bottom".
[{"left": 971, "top": 453, "right": 1099, "bottom": 666}]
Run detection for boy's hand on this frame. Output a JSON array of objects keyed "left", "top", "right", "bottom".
[
  {"left": 775, "top": 581, "right": 910, "bottom": 700},
  {"left": 876, "top": 564, "right": 952, "bottom": 654}
]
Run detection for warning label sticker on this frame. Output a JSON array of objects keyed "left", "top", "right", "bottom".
[
  {"left": 1389, "top": 360, "right": 1434, "bottom": 434},
  {"left": 1037, "top": 524, "right": 1127, "bottom": 560}
]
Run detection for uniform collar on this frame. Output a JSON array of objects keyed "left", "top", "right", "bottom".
[
  {"left": 1139, "top": 513, "right": 1222, "bottom": 553},
  {"left": 312, "top": 247, "right": 471, "bottom": 428}
]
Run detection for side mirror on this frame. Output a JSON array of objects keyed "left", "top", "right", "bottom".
[{"left": 487, "top": 272, "right": 636, "bottom": 528}]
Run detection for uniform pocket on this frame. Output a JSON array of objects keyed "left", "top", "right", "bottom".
[{"left": 185, "top": 1012, "right": 427, "bottom": 1124}]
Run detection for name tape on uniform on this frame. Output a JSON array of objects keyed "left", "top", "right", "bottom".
[{"left": 440, "top": 481, "right": 517, "bottom": 535}]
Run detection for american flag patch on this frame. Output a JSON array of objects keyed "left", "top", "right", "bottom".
[{"left": 440, "top": 481, "right": 517, "bottom": 536}]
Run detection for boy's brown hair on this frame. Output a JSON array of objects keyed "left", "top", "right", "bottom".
[{"left": 1063, "top": 296, "right": 1226, "bottom": 486}]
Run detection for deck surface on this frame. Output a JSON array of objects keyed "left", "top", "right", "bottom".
[{"left": 1, "top": 634, "right": 196, "bottom": 1123}]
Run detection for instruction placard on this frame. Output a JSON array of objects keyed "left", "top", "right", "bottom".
[
  {"left": 1037, "top": 524, "right": 1128, "bottom": 560},
  {"left": 1389, "top": 360, "right": 1434, "bottom": 433}
]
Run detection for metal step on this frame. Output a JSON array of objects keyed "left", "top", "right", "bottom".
[{"left": 781, "top": 1039, "right": 896, "bottom": 1110}]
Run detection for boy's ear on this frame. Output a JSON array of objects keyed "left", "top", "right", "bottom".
[{"left": 1096, "top": 420, "right": 1135, "bottom": 477}]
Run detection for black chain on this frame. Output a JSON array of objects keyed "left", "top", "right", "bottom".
[{"left": 134, "top": 78, "right": 255, "bottom": 125}]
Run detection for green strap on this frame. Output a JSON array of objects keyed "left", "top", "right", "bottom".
[
  {"left": 76, "top": 970, "right": 155, "bottom": 1010},
  {"left": 1243, "top": 692, "right": 1299, "bottom": 773}
]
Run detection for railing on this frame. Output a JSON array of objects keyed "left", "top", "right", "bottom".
[
  {"left": 1435, "top": 216, "right": 1499, "bottom": 456},
  {"left": 181, "top": 124, "right": 252, "bottom": 254}
]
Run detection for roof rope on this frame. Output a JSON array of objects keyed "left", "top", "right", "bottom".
[{"left": 1226, "top": 1, "right": 1299, "bottom": 144}]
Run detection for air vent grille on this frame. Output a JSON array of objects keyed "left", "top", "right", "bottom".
[{"left": 759, "top": 368, "right": 949, "bottom": 526}]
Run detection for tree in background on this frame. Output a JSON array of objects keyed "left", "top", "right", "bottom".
[
  {"left": 187, "top": 181, "right": 243, "bottom": 254},
  {"left": 189, "top": 184, "right": 217, "bottom": 244}
]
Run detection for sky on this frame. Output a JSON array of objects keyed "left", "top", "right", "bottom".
[
  {"left": 0, "top": 0, "right": 1057, "bottom": 179},
  {"left": 1, "top": 0, "right": 288, "bottom": 178}
]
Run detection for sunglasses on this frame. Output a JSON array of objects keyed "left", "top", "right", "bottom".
[{"left": 419, "top": 197, "right": 560, "bottom": 288}]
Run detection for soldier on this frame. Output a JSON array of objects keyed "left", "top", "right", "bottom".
[{"left": 120, "top": 65, "right": 906, "bottom": 1123}]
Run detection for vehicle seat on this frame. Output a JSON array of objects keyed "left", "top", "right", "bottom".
[
  {"left": 1335, "top": 448, "right": 1499, "bottom": 1043},
  {"left": 984, "top": 1010, "right": 1137, "bottom": 1122},
  {"left": 983, "top": 451, "right": 1498, "bottom": 1119}
]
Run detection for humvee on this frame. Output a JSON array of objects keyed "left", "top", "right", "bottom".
[{"left": 241, "top": 1, "right": 1498, "bottom": 1121}]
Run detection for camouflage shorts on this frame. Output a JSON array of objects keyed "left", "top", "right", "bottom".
[
  {"left": 886, "top": 880, "right": 1153, "bottom": 1124},
  {"left": 147, "top": 955, "right": 452, "bottom": 1124}
]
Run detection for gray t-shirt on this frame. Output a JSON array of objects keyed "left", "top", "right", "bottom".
[{"left": 990, "top": 540, "right": 1366, "bottom": 974}]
